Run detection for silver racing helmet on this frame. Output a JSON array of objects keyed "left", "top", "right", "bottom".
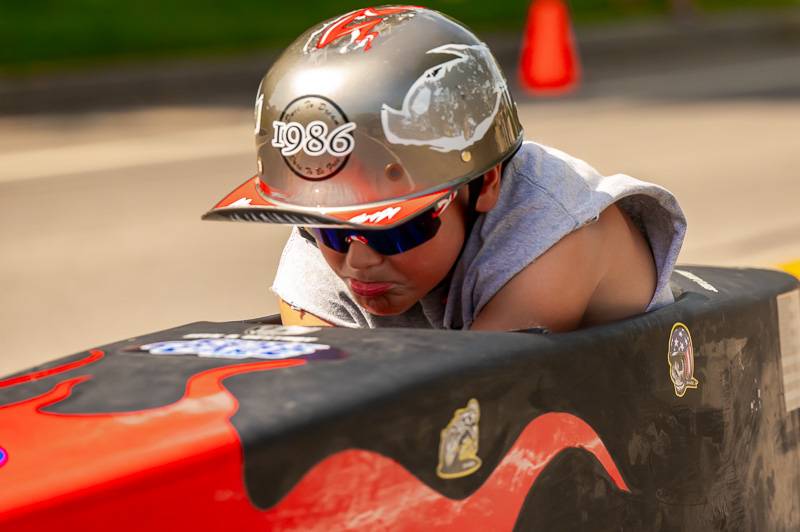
[{"left": 204, "top": 5, "right": 523, "bottom": 228}]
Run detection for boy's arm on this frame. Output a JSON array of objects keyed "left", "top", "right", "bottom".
[
  {"left": 470, "top": 204, "right": 656, "bottom": 333},
  {"left": 470, "top": 221, "right": 604, "bottom": 333},
  {"left": 279, "top": 299, "right": 334, "bottom": 327}
]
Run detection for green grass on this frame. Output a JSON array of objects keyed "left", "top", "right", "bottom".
[{"left": 2, "top": 0, "right": 798, "bottom": 74}]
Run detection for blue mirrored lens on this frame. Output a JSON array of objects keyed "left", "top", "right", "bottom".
[
  {"left": 311, "top": 227, "right": 350, "bottom": 253},
  {"left": 310, "top": 210, "right": 442, "bottom": 256}
]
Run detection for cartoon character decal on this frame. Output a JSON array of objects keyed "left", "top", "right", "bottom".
[
  {"left": 668, "top": 322, "right": 699, "bottom": 397},
  {"left": 437, "top": 398, "right": 482, "bottom": 479},
  {"left": 303, "top": 6, "right": 418, "bottom": 54}
]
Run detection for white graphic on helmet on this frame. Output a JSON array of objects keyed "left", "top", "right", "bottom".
[
  {"left": 274, "top": 95, "right": 355, "bottom": 181},
  {"left": 229, "top": 198, "right": 253, "bottom": 207},
  {"left": 348, "top": 206, "right": 401, "bottom": 225},
  {"left": 433, "top": 190, "right": 457, "bottom": 217},
  {"left": 254, "top": 92, "right": 264, "bottom": 134},
  {"left": 380, "top": 43, "right": 509, "bottom": 153},
  {"left": 272, "top": 120, "right": 356, "bottom": 157}
]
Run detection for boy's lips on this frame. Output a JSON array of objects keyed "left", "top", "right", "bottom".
[{"left": 348, "top": 279, "right": 394, "bottom": 297}]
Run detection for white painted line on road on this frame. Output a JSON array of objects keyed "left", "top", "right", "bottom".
[{"left": 0, "top": 125, "right": 252, "bottom": 183}]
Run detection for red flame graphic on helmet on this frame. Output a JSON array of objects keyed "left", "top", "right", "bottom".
[
  {"left": 0, "top": 351, "right": 628, "bottom": 531},
  {"left": 316, "top": 6, "right": 417, "bottom": 52}
]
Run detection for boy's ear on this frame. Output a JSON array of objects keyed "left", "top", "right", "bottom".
[{"left": 475, "top": 164, "right": 502, "bottom": 213}]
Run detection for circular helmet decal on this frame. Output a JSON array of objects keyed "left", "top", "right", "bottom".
[{"left": 271, "top": 95, "right": 357, "bottom": 181}]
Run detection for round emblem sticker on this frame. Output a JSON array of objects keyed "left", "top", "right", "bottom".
[
  {"left": 668, "top": 322, "right": 699, "bottom": 397},
  {"left": 271, "top": 95, "right": 356, "bottom": 181}
]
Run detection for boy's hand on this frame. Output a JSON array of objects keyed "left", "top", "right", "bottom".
[{"left": 279, "top": 299, "right": 334, "bottom": 327}]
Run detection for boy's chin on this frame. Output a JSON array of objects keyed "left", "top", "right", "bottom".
[{"left": 357, "top": 295, "right": 416, "bottom": 317}]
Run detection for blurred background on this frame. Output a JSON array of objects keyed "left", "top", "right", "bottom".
[{"left": 2, "top": 0, "right": 799, "bottom": 375}]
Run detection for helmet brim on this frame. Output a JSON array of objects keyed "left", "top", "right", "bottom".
[{"left": 202, "top": 176, "right": 454, "bottom": 229}]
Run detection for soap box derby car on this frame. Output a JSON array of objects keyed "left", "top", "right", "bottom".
[{"left": 1, "top": 266, "right": 799, "bottom": 531}]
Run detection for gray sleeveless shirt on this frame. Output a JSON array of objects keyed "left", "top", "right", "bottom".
[{"left": 272, "top": 141, "right": 686, "bottom": 329}]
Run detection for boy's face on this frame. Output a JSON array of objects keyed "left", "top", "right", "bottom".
[{"left": 316, "top": 198, "right": 468, "bottom": 316}]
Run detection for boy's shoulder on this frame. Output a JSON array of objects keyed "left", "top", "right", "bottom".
[
  {"left": 506, "top": 140, "right": 680, "bottom": 228},
  {"left": 455, "top": 141, "right": 686, "bottom": 329},
  {"left": 471, "top": 203, "right": 658, "bottom": 332}
]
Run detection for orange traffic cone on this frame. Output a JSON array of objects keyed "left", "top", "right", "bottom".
[{"left": 519, "top": 0, "right": 581, "bottom": 95}]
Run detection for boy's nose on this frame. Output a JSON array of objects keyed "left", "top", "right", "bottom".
[{"left": 345, "top": 239, "right": 384, "bottom": 269}]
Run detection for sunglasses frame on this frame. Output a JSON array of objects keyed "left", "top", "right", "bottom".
[{"left": 307, "top": 189, "right": 458, "bottom": 256}]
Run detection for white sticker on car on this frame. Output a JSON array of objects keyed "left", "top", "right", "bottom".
[
  {"left": 675, "top": 269, "right": 719, "bottom": 293},
  {"left": 140, "top": 339, "right": 329, "bottom": 360}
]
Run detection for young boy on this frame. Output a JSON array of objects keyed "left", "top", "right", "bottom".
[{"left": 204, "top": 6, "right": 685, "bottom": 332}]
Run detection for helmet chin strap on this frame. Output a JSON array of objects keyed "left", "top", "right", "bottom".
[
  {"left": 465, "top": 175, "right": 485, "bottom": 236},
  {"left": 432, "top": 175, "right": 485, "bottom": 295},
  {"left": 433, "top": 141, "right": 519, "bottom": 298}
]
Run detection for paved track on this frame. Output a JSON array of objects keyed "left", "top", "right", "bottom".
[{"left": 1, "top": 45, "right": 799, "bottom": 375}]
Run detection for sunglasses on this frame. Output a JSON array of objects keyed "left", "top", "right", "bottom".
[{"left": 308, "top": 190, "right": 457, "bottom": 256}]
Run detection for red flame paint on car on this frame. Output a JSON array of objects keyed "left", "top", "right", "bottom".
[
  {"left": 0, "top": 357, "right": 305, "bottom": 529},
  {"left": 260, "top": 412, "right": 630, "bottom": 530},
  {"left": 0, "top": 350, "right": 104, "bottom": 388},
  {"left": 0, "top": 356, "right": 628, "bottom": 531}
]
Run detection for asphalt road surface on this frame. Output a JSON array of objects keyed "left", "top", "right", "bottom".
[{"left": 1, "top": 40, "right": 799, "bottom": 376}]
